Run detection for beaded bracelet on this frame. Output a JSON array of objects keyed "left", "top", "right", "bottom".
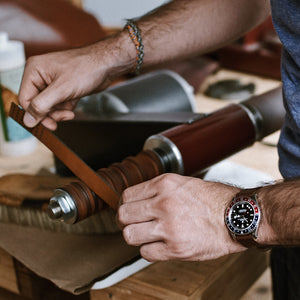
[{"left": 124, "top": 20, "right": 144, "bottom": 75}]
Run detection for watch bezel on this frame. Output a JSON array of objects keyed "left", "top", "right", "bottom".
[{"left": 225, "top": 196, "right": 260, "bottom": 236}]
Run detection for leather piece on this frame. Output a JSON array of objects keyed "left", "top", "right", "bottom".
[
  {"left": 0, "top": 0, "right": 107, "bottom": 57},
  {"left": 9, "top": 103, "right": 120, "bottom": 210},
  {"left": 0, "top": 223, "right": 139, "bottom": 294},
  {"left": 236, "top": 234, "right": 260, "bottom": 248},
  {"left": 60, "top": 150, "right": 165, "bottom": 222}
]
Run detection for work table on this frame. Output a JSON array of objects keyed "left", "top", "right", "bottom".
[{"left": 0, "top": 69, "right": 281, "bottom": 299}]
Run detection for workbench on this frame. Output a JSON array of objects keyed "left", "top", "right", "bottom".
[{"left": 0, "top": 69, "right": 281, "bottom": 299}]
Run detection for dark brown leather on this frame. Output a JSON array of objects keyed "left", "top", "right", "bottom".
[
  {"left": 62, "top": 150, "right": 165, "bottom": 221},
  {"left": 9, "top": 103, "right": 120, "bottom": 210},
  {"left": 236, "top": 234, "right": 261, "bottom": 248},
  {"left": 0, "top": 0, "right": 107, "bottom": 58}
]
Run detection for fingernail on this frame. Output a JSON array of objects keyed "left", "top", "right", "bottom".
[{"left": 23, "top": 112, "right": 37, "bottom": 127}]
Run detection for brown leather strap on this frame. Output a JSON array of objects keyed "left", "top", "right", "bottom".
[
  {"left": 236, "top": 235, "right": 270, "bottom": 250},
  {"left": 9, "top": 103, "right": 120, "bottom": 210},
  {"left": 236, "top": 233, "right": 260, "bottom": 248},
  {"left": 235, "top": 187, "right": 261, "bottom": 198}
]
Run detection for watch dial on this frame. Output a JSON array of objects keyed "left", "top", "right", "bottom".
[{"left": 230, "top": 201, "right": 255, "bottom": 230}]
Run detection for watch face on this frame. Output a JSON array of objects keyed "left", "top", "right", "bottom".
[{"left": 225, "top": 196, "right": 260, "bottom": 236}]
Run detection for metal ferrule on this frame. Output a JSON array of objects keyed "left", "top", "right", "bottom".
[
  {"left": 47, "top": 189, "right": 77, "bottom": 224},
  {"left": 238, "top": 102, "right": 263, "bottom": 141},
  {"left": 143, "top": 134, "right": 184, "bottom": 174}
]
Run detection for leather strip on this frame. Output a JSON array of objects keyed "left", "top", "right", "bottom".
[
  {"left": 236, "top": 233, "right": 260, "bottom": 248},
  {"left": 9, "top": 103, "right": 119, "bottom": 210}
]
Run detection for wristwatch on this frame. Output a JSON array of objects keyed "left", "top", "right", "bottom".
[{"left": 225, "top": 189, "right": 261, "bottom": 248}]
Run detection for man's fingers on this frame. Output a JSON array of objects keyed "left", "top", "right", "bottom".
[
  {"left": 122, "top": 221, "right": 163, "bottom": 246},
  {"left": 55, "top": 99, "right": 79, "bottom": 111},
  {"left": 23, "top": 109, "right": 75, "bottom": 131},
  {"left": 48, "top": 110, "right": 75, "bottom": 122},
  {"left": 140, "top": 242, "right": 169, "bottom": 261},
  {"left": 121, "top": 178, "right": 162, "bottom": 204},
  {"left": 117, "top": 199, "right": 157, "bottom": 227},
  {"left": 21, "top": 82, "right": 73, "bottom": 128},
  {"left": 18, "top": 60, "right": 48, "bottom": 110},
  {"left": 41, "top": 117, "right": 58, "bottom": 131},
  {"left": 23, "top": 111, "right": 39, "bottom": 128}
]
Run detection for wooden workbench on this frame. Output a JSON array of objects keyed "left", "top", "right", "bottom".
[{"left": 0, "top": 69, "right": 281, "bottom": 299}]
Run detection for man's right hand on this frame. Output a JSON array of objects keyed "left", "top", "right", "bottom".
[{"left": 18, "top": 32, "right": 134, "bottom": 131}]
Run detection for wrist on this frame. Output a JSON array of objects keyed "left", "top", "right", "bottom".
[
  {"left": 225, "top": 187, "right": 273, "bottom": 249},
  {"left": 92, "top": 30, "right": 138, "bottom": 81},
  {"left": 219, "top": 185, "right": 247, "bottom": 253},
  {"left": 110, "top": 30, "right": 138, "bottom": 75},
  {"left": 255, "top": 187, "right": 278, "bottom": 246},
  {"left": 225, "top": 186, "right": 278, "bottom": 249}
]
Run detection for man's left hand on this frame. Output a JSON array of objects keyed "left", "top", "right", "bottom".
[{"left": 117, "top": 173, "right": 245, "bottom": 262}]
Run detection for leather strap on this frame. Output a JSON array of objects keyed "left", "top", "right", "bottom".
[
  {"left": 9, "top": 103, "right": 120, "bottom": 210},
  {"left": 237, "top": 231, "right": 270, "bottom": 250},
  {"left": 236, "top": 233, "right": 260, "bottom": 248},
  {"left": 235, "top": 188, "right": 261, "bottom": 198}
]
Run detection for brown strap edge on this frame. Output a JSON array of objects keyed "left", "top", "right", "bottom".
[{"left": 9, "top": 103, "right": 119, "bottom": 210}]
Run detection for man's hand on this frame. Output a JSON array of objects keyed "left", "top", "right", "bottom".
[
  {"left": 18, "top": 33, "right": 134, "bottom": 131},
  {"left": 117, "top": 173, "right": 245, "bottom": 262},
  {"left": 17, "top": 0, "right": 270, "bottom": 131},
  {"left": 18, "top": 47, "right": 110, "bottom": 130}
]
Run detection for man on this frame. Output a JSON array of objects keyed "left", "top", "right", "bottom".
[{"left": 18, "top": 0, "right": 299, "bottom": 299}]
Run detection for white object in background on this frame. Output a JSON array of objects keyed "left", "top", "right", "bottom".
[
  {"left": 204, "top": 160, "right": 275, "bottom": 188},
  {"left": 84, "top": 0, "right": 170, "bottom": 28},
  {"left": 0, "top": 32, "right": 37, "bottom": 157},
  {"left": 92, "top": 258, "right": 152, "bottom": 290}
]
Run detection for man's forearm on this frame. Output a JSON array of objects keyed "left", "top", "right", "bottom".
[
  {"left": 17, "top": 0, "right": 271, "bottom": 130},
  {"left": 122, "top": 0, "right": 271, "bottom": 67},
  {"left": 255, "top": 179, "right": 300, "bottom": 246}
]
